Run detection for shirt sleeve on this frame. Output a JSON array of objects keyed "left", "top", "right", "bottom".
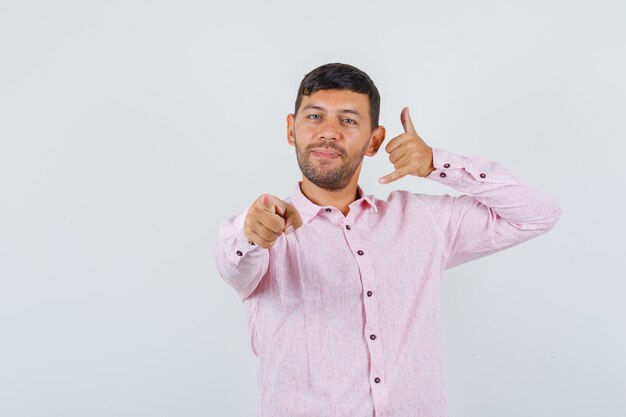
[
  {"left": 423, "top": 147, "right": 562, "bottom": 271},
  {"left": 214, "top": 206, "right": 270, "bottom": 301}
]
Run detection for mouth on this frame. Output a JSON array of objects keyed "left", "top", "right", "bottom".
[{"left": 311, "top": 148, "right": 341, "bottom": 159}]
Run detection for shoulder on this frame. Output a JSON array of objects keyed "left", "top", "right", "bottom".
[{"left": 382, "top": 189, "right": 453, "bottom": 207}]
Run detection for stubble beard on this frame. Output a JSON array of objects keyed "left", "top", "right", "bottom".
[{"left": 294, "top": 132, "right": 369, "bottom": 191}]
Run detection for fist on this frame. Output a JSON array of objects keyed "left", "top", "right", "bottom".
[{"left": 244, "top": 194, "right": 304, "bottom": 249}]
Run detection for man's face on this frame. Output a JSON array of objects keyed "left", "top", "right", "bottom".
[{"left": 287, "top": 89, "right": 384, "bottom": 191}]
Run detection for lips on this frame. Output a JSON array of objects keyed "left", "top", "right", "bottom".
[{"left": 311, "top": 148, "right": 341, "bottom": 158}]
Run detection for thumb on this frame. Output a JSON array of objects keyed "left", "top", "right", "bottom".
[{"left": 401, "top": 106, "right": 417, "bottom": 135}]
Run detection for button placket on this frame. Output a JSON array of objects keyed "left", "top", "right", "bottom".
[
  {"left": 461, "top": 157, "right": 499, "bottom": 184},
  {"left": 341, "top": 225, "right": 390, "bottom": 412}
]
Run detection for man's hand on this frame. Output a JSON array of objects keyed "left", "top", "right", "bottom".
[
  {"left": 378, "top": 107, "right": 435, "bottom": 184},
  {"left": 244, "top": 194, "right": 304, "bottom": 249}
]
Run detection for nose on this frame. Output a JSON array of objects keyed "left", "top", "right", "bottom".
[{"left": 317, "top": 117, "right": 343, "bottom": 141}]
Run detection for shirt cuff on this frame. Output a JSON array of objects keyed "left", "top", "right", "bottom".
[
  {"left": 425, "top": 147, "right": 466, "bottom": 186},
  {"left": 226, "top": 209, "right": 268, "bottom": 265},
  {"left": 425, "top": 147, "right": 518, "bottom": 187}
]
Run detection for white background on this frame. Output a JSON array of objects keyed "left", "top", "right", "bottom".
[{"left": 1, "top": 0, "right": 624, "bottom": 416}]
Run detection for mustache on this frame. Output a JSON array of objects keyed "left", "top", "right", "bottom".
[{"left": 307, "top": 144, "right": 345, "bottom": 157}]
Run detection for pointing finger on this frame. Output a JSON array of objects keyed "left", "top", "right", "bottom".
[{"left": 261, "top": 194, "right": 285, "bottom": 216}]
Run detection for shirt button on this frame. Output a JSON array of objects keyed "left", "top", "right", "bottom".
[
  {"left": 480, "top": 173, "right": 486, "bottom": 178},
  {"left": 439, "top": 172, "right": 447, "bottom": 178},
  {"left": 357, "top": 250, "right": 364, "bottom": 255},
  {"left": 367, "top": 290, "right": 373, "bottom": 297},
  {"left": 370, "top": 334, "right": 376, "bottom": 340},
  {"left": 248, "top": 241, "right": 255, "bottom": 246},
  {"left": 374, "top": 377, "right": 381, "bottom": 383},
  {"left": 443, "top": 163, "right": 450, "bottom": 168},
  {"left": 236, "top": 250, "right": 243, "bottom": 256},
  {"left": 325, "top": 208, "right": 331, "bottom": 212},
  {"left": 346, "top": 224, "right": 351, "bottom": 230}
]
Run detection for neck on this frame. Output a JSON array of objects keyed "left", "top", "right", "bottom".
[{"left": 300, "top": 175, "right": 361, "bottom": 217}]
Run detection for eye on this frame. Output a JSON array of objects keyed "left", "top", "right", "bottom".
[
  {"left": 343, "top": 118, "right": 356, "bottom": 124},
  {"left": 307, "top": 114, "right": 321, "bottom": 120}
]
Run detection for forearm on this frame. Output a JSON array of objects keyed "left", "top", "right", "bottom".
[
  {"left": 214, "top": 208, "right": 270, "bottom": 301},
  {"left": 426, "top": 147, "right": 562, "bottom": 232},
  {"left": 420, "top": 147, "right": 561, "bottom": 270}
]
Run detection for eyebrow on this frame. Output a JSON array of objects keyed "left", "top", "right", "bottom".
[{"left": 301, "top": 104, "right": 362, "bottom": 117}]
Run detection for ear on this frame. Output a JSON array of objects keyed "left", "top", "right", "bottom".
[
  {"left": 287, "top": 113, "right": 296, "bottom": 146},
  {"left": 364, "top": 125, "right": 386, "bottom": 157}
]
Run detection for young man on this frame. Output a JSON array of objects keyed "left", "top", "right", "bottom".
[{"left": 214, "top": 63, "right": 561, "bottom": 417}]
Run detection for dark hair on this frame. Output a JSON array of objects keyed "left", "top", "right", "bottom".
[{"left": 294, "top": 63, "right": 380, "bottom": 131}]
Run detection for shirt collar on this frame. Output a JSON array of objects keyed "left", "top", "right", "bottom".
[{"left": 289, "top": 180, "right": 378, "bottom": 224}]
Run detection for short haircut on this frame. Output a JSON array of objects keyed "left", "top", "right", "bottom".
[{"left": 294, "top": 63, "right": 381, "bottom": 131}]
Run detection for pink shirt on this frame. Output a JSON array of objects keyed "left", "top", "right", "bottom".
[{"left": 214, "top": 147, "right": 561, "bottom": 417}]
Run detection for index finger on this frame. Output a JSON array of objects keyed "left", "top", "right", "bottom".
[{"left": 260, "top": 194, "right": 284, "bottom": 216}]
